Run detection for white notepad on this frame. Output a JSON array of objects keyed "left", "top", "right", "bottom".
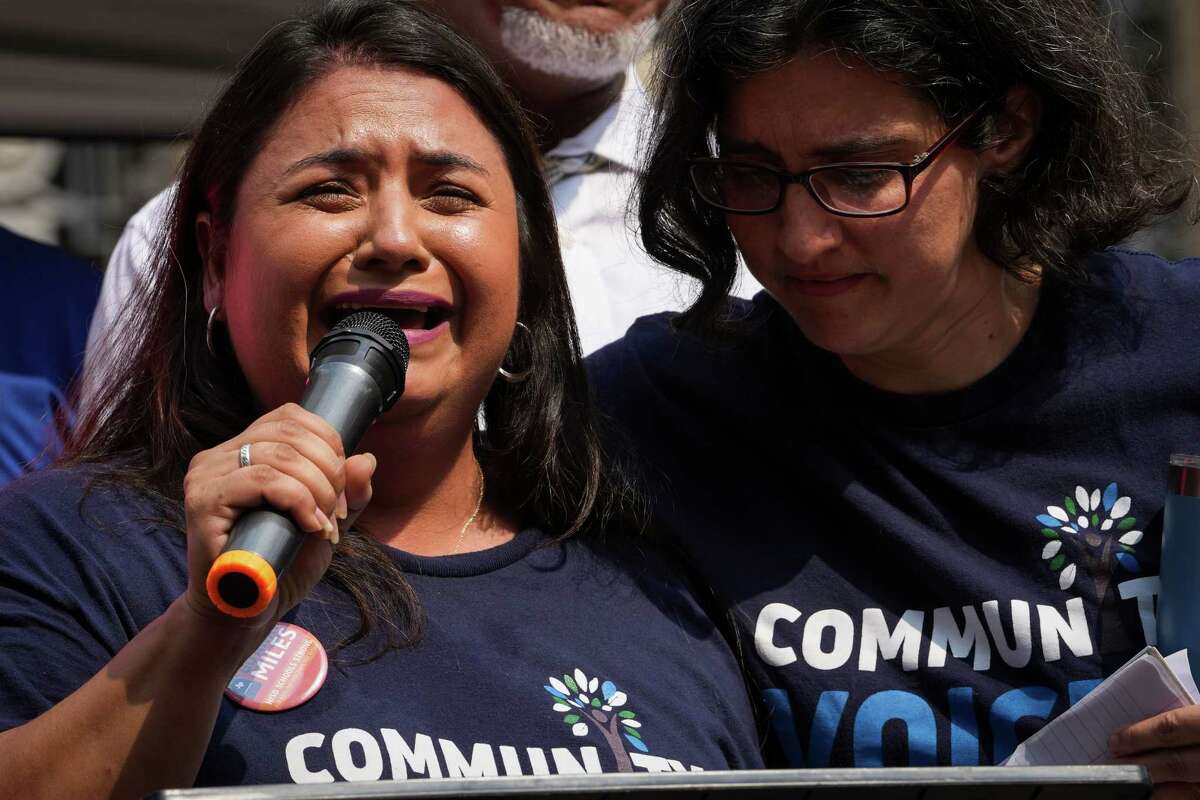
[{"left": 1004, "top": 647, "right": 1199, "bottom": 766}]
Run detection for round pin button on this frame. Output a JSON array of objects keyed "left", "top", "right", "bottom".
[{"left": 225, "top": 622, "right": 327, "bottom": 712}]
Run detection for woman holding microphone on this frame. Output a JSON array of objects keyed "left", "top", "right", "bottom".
[{"left": 0, "top": 1, "right": 760, "bottom": 795}]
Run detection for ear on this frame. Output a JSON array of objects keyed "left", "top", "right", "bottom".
[
  {"left": 978, "top": 84, "right": 1041, "bottom": 177},
  {"left": 196, "top": 211, "right": 225, "bottom": 314}
]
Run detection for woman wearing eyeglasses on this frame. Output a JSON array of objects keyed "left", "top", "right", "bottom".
[{"left": 589, "top": 0, "right": 1200, "bottom": 785}]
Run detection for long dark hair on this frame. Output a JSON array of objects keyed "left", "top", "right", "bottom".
[
  {"left": 641, "top": 0, "right": 1197, "bottom": 334},
  {"left": 66, "top": 0, "right": 643, "bottom": 653}
]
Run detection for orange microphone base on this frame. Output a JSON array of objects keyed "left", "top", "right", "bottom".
[{"left": 207, "top": 550, "right": 278, "bottom": 618}]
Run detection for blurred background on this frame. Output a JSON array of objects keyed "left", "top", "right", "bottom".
[
  {"left": 0, "top": 1, "right": 298, "bottom": 259},
  {"left": 0, "top": 0, "right": 1196, "bottom": 266}
]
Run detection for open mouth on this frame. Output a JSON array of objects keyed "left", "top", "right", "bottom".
[{"left": 324, "top": 303, "right": 452, "bottom": 332}]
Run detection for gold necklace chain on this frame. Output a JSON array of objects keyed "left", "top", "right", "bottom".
[{"left": 449, "top": 462, "right": 485, "bottom": 556}]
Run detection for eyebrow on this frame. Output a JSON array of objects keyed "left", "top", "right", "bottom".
[
  {"left": 283, "top": 147, "right": 491, "bottom": 177},
  {"left": 811, "top": 134, "right": 913, "bottom": 161},
  {"left": 283, "top": 148, "right": 368, "bottom": 177},
  {"left": 418, "top": 150, "right": 491, "bottom": 176},
  {"left": 717, "top": 138, "right": 783, "bottom": 165},
  {"left": 719, "top": 133, "right": 916, "bottom": 165}
]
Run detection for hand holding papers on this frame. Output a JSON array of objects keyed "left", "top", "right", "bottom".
[{"left": 1004, "top": 647, "right": 1198, "bottom": 767}]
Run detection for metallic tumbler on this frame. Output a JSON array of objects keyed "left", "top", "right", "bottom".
[{"left": 1157, "top": 454, "right": 1200, "bottom": 685}]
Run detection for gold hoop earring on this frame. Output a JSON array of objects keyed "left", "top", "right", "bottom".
[
  {"left": 206, "top": 305, "right": 221, "bottom": 357},
  {"left": 498, "top": 321, "right": 533, "bottom": 383}
]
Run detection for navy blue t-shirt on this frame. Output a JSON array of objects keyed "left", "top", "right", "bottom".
[
  {"left": 588, "top": 249, "right": 1200, "bottom": 768},
  {"left": 0, "top": 468, "right": 762, "bottom": 786}
]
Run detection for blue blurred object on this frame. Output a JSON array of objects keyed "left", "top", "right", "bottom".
[
  {"left": 1159, "top": 454, "right": 1200, "bottom": 688},
  {"left": 0, "top": 226, "right": 100, "bottom": 484}
]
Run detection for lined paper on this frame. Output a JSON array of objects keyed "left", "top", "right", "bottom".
[{"left": 1004, "top": 647, "right": 1197, "bottom": 766}]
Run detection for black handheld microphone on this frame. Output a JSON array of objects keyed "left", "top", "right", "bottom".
[{"left": 206, "top": 311, "right": 409, "bottom": 618}]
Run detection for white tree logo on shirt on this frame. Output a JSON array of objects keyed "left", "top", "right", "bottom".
[
  {"left": 1036, "top": 482, "right": 1144, "bottom": 651},
  {"left": 544, "top": 668, "right": 646, "bottom": 772}
]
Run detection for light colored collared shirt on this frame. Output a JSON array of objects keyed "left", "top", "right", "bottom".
[{"left": 543, "top": 66, "right": 759, "bottom": 354}]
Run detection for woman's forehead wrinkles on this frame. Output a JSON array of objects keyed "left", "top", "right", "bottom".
[
  {"left": 722, "top": 73, "right": 946, "bottom": 168},
  {"left": 251, "top": 69, "right": 505, "bottom": 180}
]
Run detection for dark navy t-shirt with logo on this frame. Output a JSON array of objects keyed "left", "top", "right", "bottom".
[
  {"left": 0, "top": 468, "right": 762, "bottom": 786},
  {"left": 588, "top": 249, "right": 1200, "bottom": 768}
]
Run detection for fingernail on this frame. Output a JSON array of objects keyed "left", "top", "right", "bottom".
[
  {"left": 331, "top": 521, "right": 340, "bottom": 546},
  {"left": 336, "top": 492, "right": 348, "bottom": 521},
  {"left": 367, "top": 453, "right": 378, "bottom": 473},
  {"left": 314, "top": 507, "right": 334, "bottom": 538}
]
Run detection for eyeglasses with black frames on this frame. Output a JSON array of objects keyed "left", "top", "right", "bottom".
[{"left": 689, "top": 103, "right": 988, "bottom": 218}]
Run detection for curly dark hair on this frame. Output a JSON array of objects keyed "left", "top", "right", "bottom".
[
  {"left": 640, "top": 0, "right": 1197, "bottom": 334},
  {"left": 67, "top": 0, "right": 643, "bottom": 655}
]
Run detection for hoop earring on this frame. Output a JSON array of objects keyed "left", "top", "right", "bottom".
[
  {"left": 206, "top": 305, "right": 221, "bottom": 357},
  {"left": 498, "top": 321, "right": 533, "bottom": 383}
]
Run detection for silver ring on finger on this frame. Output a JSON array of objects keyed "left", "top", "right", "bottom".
[{"left": 238, "top": 443, "right": 253, "bottom": 469}]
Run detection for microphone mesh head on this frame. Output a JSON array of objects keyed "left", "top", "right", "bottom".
[{"left": 332, "top": 310, "right": 410, "bottom": 367}]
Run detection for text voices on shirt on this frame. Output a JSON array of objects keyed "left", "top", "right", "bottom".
[
  {"left": 754, "top": 575, "right": 1160, "bottom": 766},
  {"left": 284, "top": 729, "right": 705, "bottom": 783}
]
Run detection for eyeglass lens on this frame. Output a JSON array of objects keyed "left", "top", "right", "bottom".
[
  {"left": 692, "top": 162, "right": 778, "bottom": 212},
  {"left": 809, "top": 167, "right": 907, "bottom": 215}
]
